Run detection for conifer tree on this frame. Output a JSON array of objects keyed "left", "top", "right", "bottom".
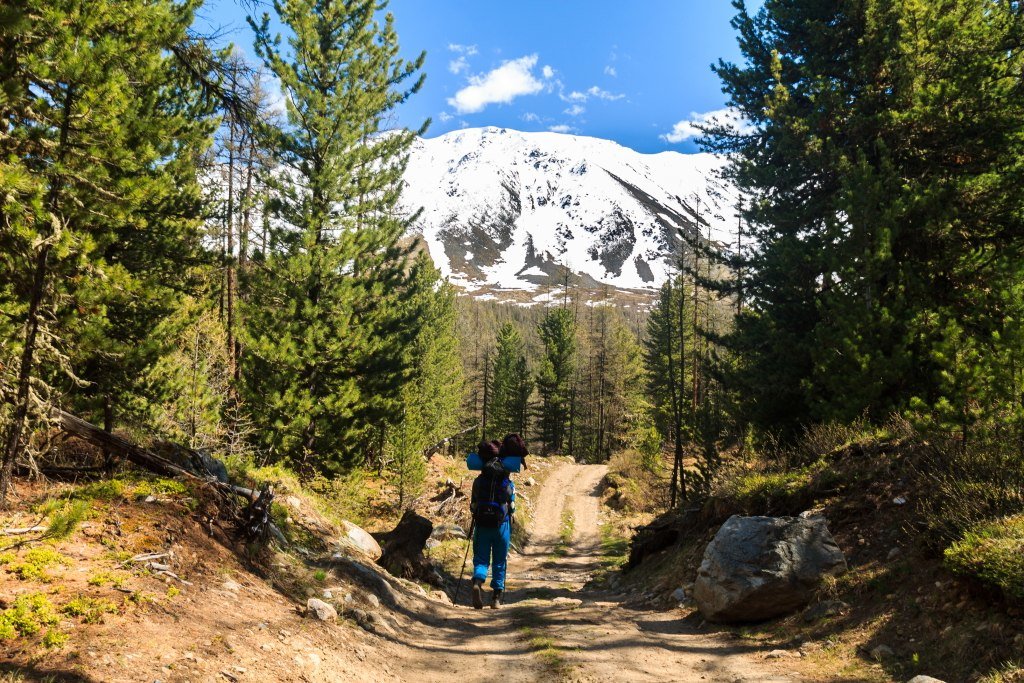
[
  {"left": 536, "top": 307, "right": 577, "bottom": 454},
  {"left": 384, "top": 253, "right": 464, "bottom": 505},
  {"left": 242, "top": 0, "right": 426, "bottom": 472},
  {"left": 489, "top": 323, "right": 532, "bottom": 439},
  {"left": 0, "top": 0, "right": 215, "bottom": 503}
]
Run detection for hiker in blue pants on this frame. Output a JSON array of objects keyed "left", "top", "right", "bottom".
[{"left": 470, "top": 439, "right": 515, "bottom": 609}]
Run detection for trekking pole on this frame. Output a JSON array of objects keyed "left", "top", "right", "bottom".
[{"left": 453, "top": 519, "right": 475, "bottom": 606}]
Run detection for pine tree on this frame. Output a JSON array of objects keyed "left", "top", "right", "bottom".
[
  {"left": 0, "top": 0, "right": 216, "bottom": 503},
  {"left": 384, "top": 252, "right": 464, "bottom": 506},
  {"left": 536, "top": 307, "right": 577, "bottom": 454},
  {"left": 242, "top": 0, "right": 426, "bottom": 473},
  {"left": 489, "top": 323, "right": 532, "bottom": 439}
]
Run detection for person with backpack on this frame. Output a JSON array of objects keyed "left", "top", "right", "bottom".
[{"left": 470, "top": 439, "right": 515, "bottom": 609}]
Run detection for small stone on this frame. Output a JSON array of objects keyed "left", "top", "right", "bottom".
[
  {"left": 869, "top": 644, "right": 895, "bottom": 660},
  {"left": 306, "top": 598, "right": 338, "bottom": 622},
  {"left": 525, "top": 477, "right": 537, "bottom": 486},
  {"left": 893, "top": 496, "right": 907, "bottom": 505},
  {"left": 802, "top": 600, "right": 848, "bottom": 623},
  {"left": 366, "top": 593, "right": 380, "bottom": 609},
  {"left": 887, "top": 547, "right": 902, "bottom": 561},
  {"left": 221, "top": 580, "right": 242, "bottom": 592},
  {"left": 671, "top": 587, "right": 687, "bottom": 603},
  {"left": 144, "top": 495, "right": 157, "bottom": 503},
  {"left": 766, "top": 649, "right": 791, "bottom": 659},
  {"left": 322, "top": 589, "right": 333, "bottom": 600},
  {"left": 286, "top": 496, "right": 302, "bottom": 509},
  {"left": 906, "top": 677, "right": 946, "bottom": 683}
]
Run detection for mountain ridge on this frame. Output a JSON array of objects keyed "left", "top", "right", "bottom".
[{"left": 399, "top": 127, "right": 736, "bottom": 298}]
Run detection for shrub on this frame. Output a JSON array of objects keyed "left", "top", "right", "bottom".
[
  {"left": 0, "top": 547, "right": 71, "bottom": 581},
  {"left": 0, "top": 593, "right": 59, "bottom": 639},
  {"left": 945, "top": 515, "right": 1024, "bottom": 600},
  {"left": 61, "top": 596, "right": 119, "bottom": 624}
]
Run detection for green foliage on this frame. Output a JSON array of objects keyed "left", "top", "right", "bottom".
[
  {"left": 43, "top": 499, "right": 90, "bottom": 541},
  {"left": 41, "top": 629, "right": 68, "bottom": 649},
  {"left": 87, "top": 571, "right": 127, "bottom": 589},
  {"left": 61, "top": 596, "right": 119, "bottom": 624},
  {"left": 0, "top": 593, "right": 59, "bottom": 639},
  {"left": 945, "top": 515, "right": 1024, "bottom": 600},
  {"left": 0, "top": 0, "right": 217, "bottom": 501},
  {"left": 489, "top": 323, "right": 533, "bottom": 438},
  {"left": 707, "top": 0, "right": 1024, "bottom": 438},
  {"left": 381, "top": 253, "right": 464, "bottom": 506},
  {"left": 241, "top": 0, "right": 426, "bottom": 474},
  {"left": 0, "top": 547, "right": 71, "bottom": 581},
  {"left": 535, "top": 307, "right": 577, "bottom": 453}
]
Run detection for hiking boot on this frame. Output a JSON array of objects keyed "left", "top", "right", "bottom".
[
  {"left": 491, "top": 589, "right": 503, "bottom": 609},
  {"left": 471, "top": 579, "right": 484, "bottom": 610}
]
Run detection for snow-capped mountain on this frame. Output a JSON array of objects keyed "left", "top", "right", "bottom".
[{"left": 400, "top": 127, "right": 736, "bottom": 293}]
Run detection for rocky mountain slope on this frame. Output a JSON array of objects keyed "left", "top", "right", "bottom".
[{"left": 399, "top": 127, "right": 736, "bottom": 295}]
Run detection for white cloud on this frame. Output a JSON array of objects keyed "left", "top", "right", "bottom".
[
  {"left": 438, "top": 111, "right": 453, "bottom": 122},
  {"left": 560, "top": 86, "right": 624, "bottom": 103},
  {"left": 448, "top": 56, "right": 469, "bottom": 75},
  {"left": 548, "top": 124, "right": 575, "bottom": 134},
  {"left": 587, "top": 85, "right": 624, "bottom": 101},
  {"left": 661, "top": 107, "right": 755, "bottom": 144},
  {"left": 542, "top": 65, "right": 554, "bottom": 79},
  {"left": 521, "top": 112, "right": 541, "bottom": 123},
  {"left": 459, "top": 120, "right": 470, "bottom": 129},
  {"left": 604, "top": 65, "right": 617, "bottom": 77},
  {"left": 448, "top": 43, "right": 478, "bottom": 56},
  {"left": 447, "top": 54, "right": 546, "bottom": 114},
  {"left": 564, "top": 104, "right": 585, "bottom": 117}
]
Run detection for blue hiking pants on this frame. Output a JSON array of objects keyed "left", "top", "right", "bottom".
[{"left": 472, "top": 520, "right": 510, "bottom": 590}]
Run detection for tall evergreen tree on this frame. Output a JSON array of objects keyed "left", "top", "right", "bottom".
[
  {"left": 384, "top": 252, "right": 464, "bottom": 506},
  {"left": 489, "top": 323, "right": 532, "bottom": 439},
  {"left": 536, "top": 307, "right": 576, "bottom": 454},
  {"left": 242, "top": 0, "right": 426, "bottom": 472},
  {"left": 0, "top": 0, "right": 215, "bottom": 503}
]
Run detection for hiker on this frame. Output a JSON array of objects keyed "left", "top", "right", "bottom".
[{"left": 470, "top": 439, "right": 515, "bottom": 609}]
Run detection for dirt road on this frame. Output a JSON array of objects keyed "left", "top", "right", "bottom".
[{"left": 384, "top": 462, "right": 803, "bottom": 683}]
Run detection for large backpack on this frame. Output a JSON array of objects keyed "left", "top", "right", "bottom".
[{"left": 473, "top": 459, "right": 511, "bottom": 529}]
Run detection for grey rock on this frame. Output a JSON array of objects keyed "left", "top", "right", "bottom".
[
  {"left": 887, "top": 547, "right": 902, "bottom": 561},
  {"left": 321, "top": 590, "right": 333, "bottom": 600},
  {"left": 693, "top": 515, "right": 848, "bottom": 623},
  {"left": 430, "top": 525, "right": 467, "bottom": 540},
  {"left": 869, "top": 644, "right": 895, "bottom": 660},
  {"left": 765, "top": 650, "right": 792, "bottom": 659},
  {"left": 672, "top": 587, "right": 688, "bottom": 603},
  {"left": 907, "top": 677, "right": 946, "bottom": 683},
  {"left": 221, "top": 580, "right": 242, "bottom": 593},
  {"left": 366, "top": 593, "right": 380, "bottom": 609},
  {"left": 338, "top": 520, "right": 382, "bottom": 559},
  {"left": 802, "top": 599, "right": 849, "bottom": 622},
  {"left": 305, "top": 598, "right": 337, "bottom": 622}
]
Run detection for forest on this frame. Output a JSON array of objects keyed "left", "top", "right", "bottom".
[{"left": 2, "top": 1, "right": 1024, "bottom": 672}]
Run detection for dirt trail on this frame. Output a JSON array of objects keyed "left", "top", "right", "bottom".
[{"left": 384, "top": 462, "right": 804, "bottom": 683}]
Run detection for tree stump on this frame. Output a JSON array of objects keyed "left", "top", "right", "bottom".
[{"left": 376, "top": 510, "right": 434, "bottom": 581}]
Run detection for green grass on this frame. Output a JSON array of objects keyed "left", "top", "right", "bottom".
[
  {"left": 945, "top": 514, "right": 1024, "bottom": 600},
  {"left": 598, "top": 520, "right": 629, "bottom": 570},
  {"left": 553, "top": 509, "right": 575, "bottom": 557},
  {"left": 519, "top": 626, "right": 571, "bottom": 678}
]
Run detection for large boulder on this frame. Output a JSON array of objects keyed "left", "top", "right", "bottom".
[
  {"left": 694, "top": 515, "right": 847, "bottom": 623},
  {"left": 339, "top": 520, "right": 382, "bottom": 560}
]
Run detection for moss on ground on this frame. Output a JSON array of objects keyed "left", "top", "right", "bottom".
[{"left": 945, "top": 514, "right": 1024, "bottom": 600}]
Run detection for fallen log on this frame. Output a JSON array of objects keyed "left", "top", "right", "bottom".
[{"left": 52, "top": 407, "right": 281, "bottom": 543}]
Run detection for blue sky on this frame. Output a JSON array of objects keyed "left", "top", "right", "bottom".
[{"left": 195, "top": 1, "right": 757, "bottom": 153}]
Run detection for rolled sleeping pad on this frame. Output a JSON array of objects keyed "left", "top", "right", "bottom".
[{"left": 465, "top": 452, "right": 523, "bottom": 473}]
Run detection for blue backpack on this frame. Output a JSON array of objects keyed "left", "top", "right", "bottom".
[{"left": 473, "top": 459, "right": 511, "bottom": 528}]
